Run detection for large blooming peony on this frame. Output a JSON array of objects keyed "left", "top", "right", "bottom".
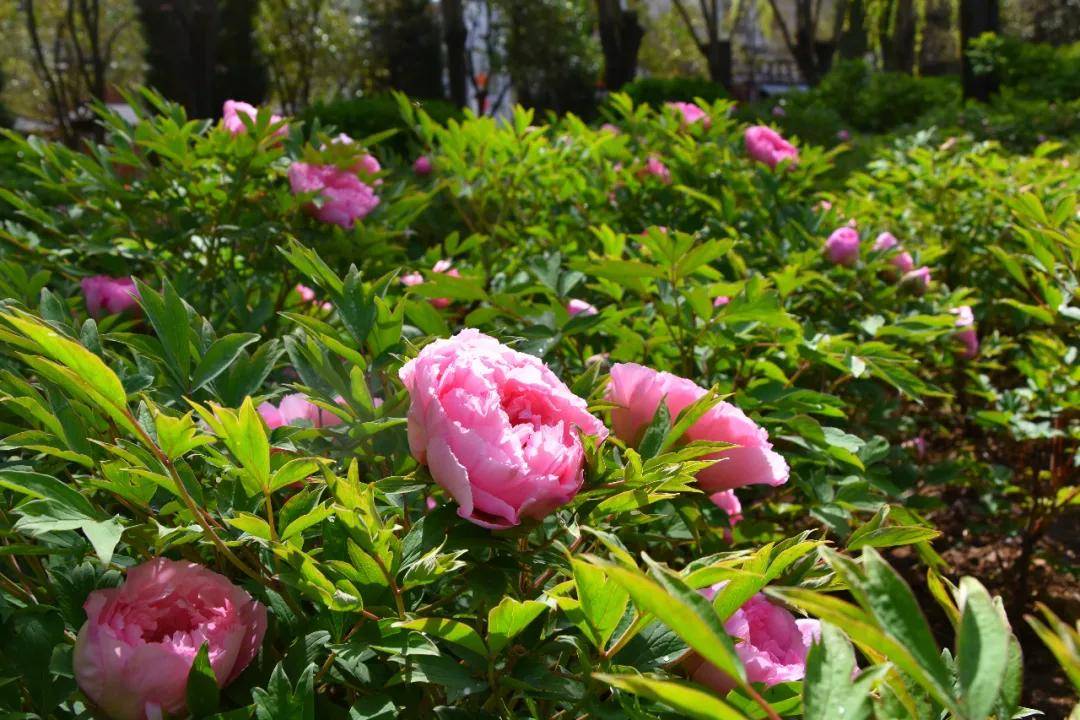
[
  {"left": 258, "top": 393, "right": 343, "bottom": 429},
  {"left": 288, "top": 162, "right": 380, "bottom": 229},
  {"left": 606, "top": 363, "right": 788, "bottom": 493},
  {"left": 221, "top": 100, "right": 287, "bottom": 136},
  {"left": 685, "top": 588, "right": 819, "bottom": 692},
  {"left": 81, "top": 276, "right": 140, "bottom": 318},
  {"left": 744, "top": 125, "right": 798, "bottom": 169},
  {"left": 399, "top": 329, "right": 607, "bottom": 529},
  {"left": 74, "top": 558, "right": 266, "bottom": 720}
]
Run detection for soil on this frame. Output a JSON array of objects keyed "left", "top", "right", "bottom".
[{"left": 887, "top": 493, "right": 1079, "bottom": 719}]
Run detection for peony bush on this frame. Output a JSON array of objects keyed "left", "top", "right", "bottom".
[{"left": 0, "top": 89, "right": 1075, "bottom": 719}]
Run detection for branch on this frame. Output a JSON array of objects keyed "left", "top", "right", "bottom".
[{"left": 671, "top": 0, "right": 707, "bottom": 54}]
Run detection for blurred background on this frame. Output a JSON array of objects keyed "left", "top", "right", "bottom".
[{"left": 1, "top": 0, "right": 1077, "bottom": 150}]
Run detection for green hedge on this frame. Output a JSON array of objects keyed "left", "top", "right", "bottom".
[
  {"left": 302, "top": 94, "right": 464, "bottom": 154},
  {"left": 619, "top": 76, "right": 727, "bottom": 107}
]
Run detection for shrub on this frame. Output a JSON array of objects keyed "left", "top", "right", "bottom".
[
  {"left": 620, "top": 76, "right": 728, "bottom": 107},
  {"left": 303, "top": 94, "right": 464, "bottom": 154}
]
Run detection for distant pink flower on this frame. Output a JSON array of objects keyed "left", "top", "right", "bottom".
[
  {"left": 221, "top": 100, "right": 287, "bottom": 137},
  {"left": 586, "top": 352, "right": 610, "bottom": 366},
  {"left": 713, "top": 295, "right": 730, "bottom": 308},
  {"left": 745, "top": 126, "right": 798, "bottom": 169},
  {"left": 606, "top": 363, "right": 788, "bottom": 493},
  {"left": 398, "top": 329, "right": 607, "bottom": 528},
  {"left": 891, "top": 251, "right": 915, "bottom": 273},
  {"left": 295, "top": 284, "right": 332, "bottom": 311},
  {"left": 600, "top": 123, "right": 621, "bottom": 135},
  {"left": 258, "top": 393, "right": 343, "bottom": 429},
  {"left": 825, "top": 227, "right": 860, "bottom": 267},
  {"left": 667, "top": 101, "right": 711, "bottom": 128},
  {"left": 837, "top": 129, "right": 851, "bottom": 141},
  {"left": 413, "top": 155, "right": 433, "bottom": 176},
  {"left": 904, "top": 435, "right": 927, "bottom": 460},
  {"left": 686, "top": 589, "right": 819, "bottom": 692},
  {"left": 951, "top": 306, "right": 978, "bottom": 358},
  {"left": 872, "top": 232, "right": 898, "bottom": 252},
  {"left": 82, "top": 276, "right": 140, "bottom": 318},
  {"left": 400, "top": 261, "right": 459, "bottom": 309},
  {"left": 566, "top": 299, "right": 598, "bottom": 317},
  {"left": 640, "top": 155, "right": 672, "bottom": 184},
  {"left": 772, "top": 105, "right": 786, "bottom": 118},
  {"left": 903, "top": 266, "right": 931, "bottom": 293},
  {"left": 288, "top": 162, "right": 379, "bottom": 229},
  {"left": 815, "top": 200, "right": 833, "bottom": 212}
]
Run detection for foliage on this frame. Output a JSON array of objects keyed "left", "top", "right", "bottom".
[
  {"left": 303, "top": 94, "right": 464, "bottom": 155},
  {"left": 0, "top": 87, "right": 1076, "bottom": 718},
  {"left": 620, "top": 76, "right": 728, "bottom": 108}
]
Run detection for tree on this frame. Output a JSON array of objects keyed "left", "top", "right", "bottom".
[
  {"left": 961, "top": 0, "right": 999, "bottom": 100},
  {"left": 137, "top": 0, "right": 268, "bottom": 118},
  {"left": 595, "top": 0, "right": 643, "bottom": 91},
  {"left": 369, "top": 0, "right": 444, "bottom": 99},
  {"left": 670, "top": 0, "right": 731, "bottom": 87},
  {"left": 442, "top": 0, "right": 468, "bottom": 107},
  {"left": 16, "top": 0, "right": 139, "bottom": 142}
]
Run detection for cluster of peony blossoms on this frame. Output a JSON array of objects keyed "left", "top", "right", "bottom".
[
  {"left": 74, "top": 558, "right": 266, "bottom": 720},
  {"left": 287, "top": 161, "right": 380, "bottom": 230},
  {"left": 825, "top": 228, "right": 933, "bottom": 291},
  {"left": 398, "top": 331, "right": 788, "bottom": 530},
  {"left": 400, "top": 260, "right": 460, "bottom": 308},
  {"left": 81, "top": 276, "right": 140, "bottom": 318}
]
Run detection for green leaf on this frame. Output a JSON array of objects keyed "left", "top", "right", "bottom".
[
  {"left": 191, "top": 333, "right": 260, "bottom": 392},
  {"left": 595, "top": 555, "right": 745, "bottom": 685},
  {"left": 396, "top": 617, "right": 488, "bottom": 656},
  {"left": 572, "top": 558, "right": 629, "bottom": 650},
  {"left": 136, "top": 278, "right": 192, "bottom": 384},
  {"left": 803, "top": 623, "right": 875, "bottom": 720},
  {"left": 487, "top": 598, "right": 547, "bottom": 654},
  {"left": 956, "top": 578, "right": 1009, "bottom": 720},
  {"left": 82, "top": 517, "right": 124, "bottom": 565},
  {"left": 186, "top": 643, "right": 221, "bottom": 719},
  {"left": 847, "top": 526, "right": 941, "bottom": 551},
  {"left": 0, "top": 469, "right": 99, "bottom": 519},
  {"left": 637, "top": 400, "right": 671, "bottom": 459},
  {"left": 593, "top": 673, "right": 750, "bottom": 720}
]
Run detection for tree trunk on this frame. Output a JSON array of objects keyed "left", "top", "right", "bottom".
[
  {"left": 881, "top": 0, "right": 916, "bottom": 73},
  {"left": 704, "top": 39, "right": 731, "bottom": 88},
  {"left": 441, "top": 0, "right": 468, "bottom": 107},
  {"left": 595, "top": 0, "right": 643, "bottom": 91},
  {"left": 793, "top": 0, "right": 821, "bottom": 85},
  {"left": 837, "top": 0, "right": 867, "bottom": 60},
  {"left": 961, "top": 0, "right": 1000, "bottom": 101}
]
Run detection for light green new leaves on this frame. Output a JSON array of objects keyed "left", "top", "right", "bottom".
[
  {"left": 803, "top": 623, "right": 885, "bottom": 720},
  {"left": 487, "top": 597, "right": 547, "bottom": 655},
  {"left": 192, "top": 397, "right": 270, "bottom": 495},
  {"left": 571, "top": 558, "right": 629, "bottom": 650},
  {"left": 590, "top": 554, "right": 745, "bottom": 685},
  {"left": 395, "top": 618, "right": 487, "bottom": 657},
  {"left": 1026, "top": 603, "right": 1080, "bottom": 694},
  {"left": 594, "top": 673, "right": 750, "bottom": 720}
]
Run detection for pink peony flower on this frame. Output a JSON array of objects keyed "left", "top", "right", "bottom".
[
  {"left": 74, "top": 558, "right": 266, "bottom": 720},
  {"left": 904, "top": 435, "right": 927, "bottom": 460},
  {"left": 837, "top": 129, "right": 851, "bottom": 141},
  {"left": 606, "top": 363, "right": 788, "bottom": 493},
  {"left": 567, "top": 299, "right": 598, "bottom": 317},
  {"left": 710, "top": 489, "right": 742, "bottom": 525},
  {"left": 772, "top": 105, "right": 786, "bottom": 118},
  {"left": 891, "top": 251, "right": 915, "bottom": 273},
  {"left": 413, "top": 155, "right": 433, "bottom": 176},
  {"left": 686, "top": 589, "right": 819, "bottom": 692},
  {"left": 951, "top": 306, "right": 979, "bottom": 358},
  {"left": 81, "top": 276, "right": 140, "bottom": 318},
  {"left": 295, "top": 284, "right": 332, "bottom": 311},
  {"left": 872, "top": 232, "right": 898, "bottom": 252},
  {"left": 713, "top": 295, "right": 731, "bottom": 308},
  {"left": 288, "top": 162, "right": 379, "bottom": 229},
  {"left": 221, "top": 100, "right": 287, "bottom": 137},
  {"left": 815, "top": 200, "right": 833, "bottom": 213},
  {"left": 745, "top": 126, "right": 798, "bottom": 169},
  {"left": 640, "top": 155, "right": 672, "bottom": 184},
  {"left": 600, "top": 123, "right": 621, "bottom": 135},
  {"left": 825, "top": 227, "right": 860, "bottom": 267},
  {"left": 398, "top": 329, "right": 608, "bottom": 529},
  {"left": 667, "top": 101, "right": 711, "bottom": 128},
  {"left": 258, "top": 393, "right": 343, "bottom": 429},
  {"left": 903, "top": 266, "right": 931, "bottom": 293}
]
